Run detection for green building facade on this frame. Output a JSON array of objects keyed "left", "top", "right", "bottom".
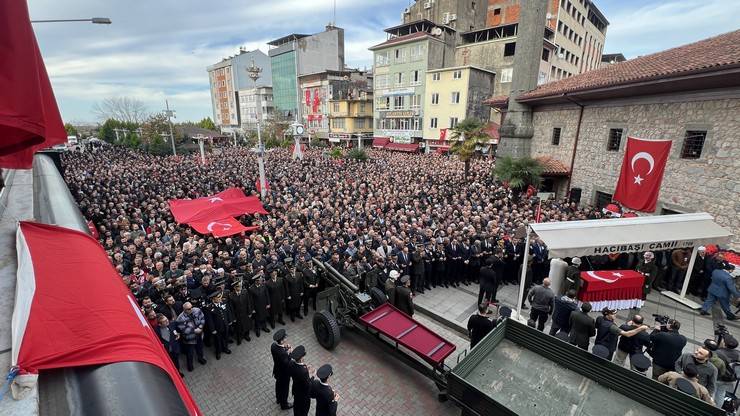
[{"left": 271, "top": 51, "right": 298, "bottom": 117}]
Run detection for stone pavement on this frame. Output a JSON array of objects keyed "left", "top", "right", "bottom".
[
  {"left": 414, "top": 280, "right": 739, "bottom": 361},
  {"left": 183, "top": 311, "right": 466, "bottom": 416}
]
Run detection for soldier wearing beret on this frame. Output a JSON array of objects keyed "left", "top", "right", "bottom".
[
  {"left": 313, "top": 364, "right": 339, "bottom": 416},
  {"left": 203, "top": 290, "right": 232, "bottom": 359},
  {"left": 289, "top": 345, "right": 313, "bottom": 416},
  {"left": 271, "top": 329, "right": 293, "bottom": 410}
]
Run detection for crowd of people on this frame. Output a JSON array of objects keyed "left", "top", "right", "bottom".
[{"left": 62, "top": 144, "right": 738, "bottom": 412}]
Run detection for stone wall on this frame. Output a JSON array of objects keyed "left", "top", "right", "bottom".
[{"left": 529, "top": 94, "right": 740, "bottom": 248}]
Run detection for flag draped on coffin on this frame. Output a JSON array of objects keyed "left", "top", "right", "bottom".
[
  {"left": 12, "top": 222, "right": 201, "bottom": 415},
  {"left": 613, "top": 137, "right": 672, "bottom": 213},
  {"left": 0, "top": 1, "right": 67, "bottom": 169},
  {"left": 168, "top": 187, "right": 266, "bottom": 237}
]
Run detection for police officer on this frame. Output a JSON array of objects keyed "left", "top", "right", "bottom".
[
  {"left": 271, "top": 329, "right": 293, "bottom": 410},
  {"left": 289, "top": 345, "right": 313, "bottom": 416},
  {"left": 313, "top": 364, "right": 338, "bottom": 416},
  {"left": 249, "top": 272, "right": 271, "bottom": 337},
  {"left": 203, "top": 290, "right": 232, "bottom": 360}
]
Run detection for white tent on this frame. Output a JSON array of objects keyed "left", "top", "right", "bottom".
[{"left": 517, "top": 213, "right": 733, "bottom": 315}]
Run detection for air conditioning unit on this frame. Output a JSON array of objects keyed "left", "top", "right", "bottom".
[
  {"left": 449, "top": 13, "right": 457, "bottom": 21},
  {"left": 424, "top": 1, "right": 432, "bottom": 9},
  {"left": 442, "top": 12, "right": 450, "bottom": 24}
]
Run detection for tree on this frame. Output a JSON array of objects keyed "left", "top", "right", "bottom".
[
  {"left": 92, "top": 97, "right": 149, "bottom": 124},
  {"left": 64, "top": 123, "right": 78, "bottom": 137},
  {"left": 494, "top": 156, "right": 544, "bottom": 196},
  {"left": 140, "top": 113, "right": 171, "bottom": 151},
  {"left": 329, "top": 147, "right": 343, "bottom": 159},
  {"left": 346, "top": 148, "right": 368, "bottom": 161},
  {"left": 450, "top": 118, "right": 491, "bottom": 177},
  {"left": 197, "top": 117, "right": 216, "bottom": 131},
  {"left": 98, "top": 118, "right": 140, "bottom": 145}
]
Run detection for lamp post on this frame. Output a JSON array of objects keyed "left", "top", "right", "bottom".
[
  {"left": 31, "top": 17, "right": 112, "bottom": 24},
  {"left": 247, "top": 60, "right": 267, "bottom": 199},
  {"left": 163, "top": 100, "right": 177, "bottom": 156}
]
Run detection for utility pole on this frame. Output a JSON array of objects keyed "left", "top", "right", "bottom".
[
  {"left": 247, "top": 60, "right": 268, "bottom": 199},
  {"left": 164, "top": 100, "right": 177, "bottom": 156}
]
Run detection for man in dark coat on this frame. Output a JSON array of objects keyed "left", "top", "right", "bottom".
[
  {"left": 313, "top": 364, "right": 338, "bottom": 416},
  {"left": 394, "top": 275, "right": 414, "bottom": 317},
  {"left": 298, "top": 260, "right": 319, "bottom": 316},
  {"left": 549, "top": 290, "right": 578, "bottom": 336},
  {"left": 157, "top": 294, "right": 183, "bottom": 321},
  {"left": 569, "top": 302, "right": 596, "bottom": 350},
  {"left": 289, "top": 345, "right": 313, "bottom": 416},
  {"left": 155, "top": 313, "right": 182, "bottom": 375},
  {"left": 467, "top": 303, "right": 494, "bottom": 348},
  {"left": 203, "top": 291, "right": 232, "bottom": 360},
  {"left": 175, "top": 302, "right": 207, "bottom": 372},
  {"left": 636, "top": 252, "right": 659, "bottom": 298},
  {"left": 228, "top": 280, "right": 253, "bottom": 344},
  {"left": 283, "top": 259, "right": 304, "bottom": 322},
  {"left": 564, "top": 257, "right": 582, "bottom": 294},
  {"left": 411, "top": 246, "right": 426, "bottom": 294},
  {"left": 249, "top": 273, "right": 271, "bottom": 337},
  {"left": 478, "top": 258, "right": 497, "bottom": 306},
  {"left": 267, "top": 267, "right": 287, "bottom": 328},
  {"left": 271, "top": 329, "right": 293, "bottom": 410},
  {"left": 385, "top": 270, "right": 399, "bottom": 305}
]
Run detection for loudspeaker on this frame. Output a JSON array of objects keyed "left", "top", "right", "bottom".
[{"left": 569, "top": 187, "right": 582, "bottom": 205}]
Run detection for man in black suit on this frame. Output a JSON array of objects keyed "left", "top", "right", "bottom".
[
  {"left": 271, "top": 329, "right": 293, "bottom": 410},
  {"left": 394, "top": 275, "right": 414, "bottom": 317},
  {"left": 249, "top": 273, "right": 271, "bottom": 337},
  {"left": 313, "top": 364, "right": 338, "bottom": 416},
  {"left": 467, "top": 303, "right": 495, "bottom": 348},
  {"left": 478, "top": 258, "right": 498, "bottom": 306},
  {"left": 289, "top": 345, "right": 313, "bottom": 416},
  {"left": 154, "top": 313, "right": 182, "bottom": 376}
]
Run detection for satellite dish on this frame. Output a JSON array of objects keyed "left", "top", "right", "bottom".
[{"left": 432, "top": 27, "right": 443, "bottom": 36}]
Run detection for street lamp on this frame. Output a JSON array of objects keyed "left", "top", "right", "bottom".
[
  {"left": 247, "top": 60, "right": 268, "bottom": 199},
  {"left": 31, "top": 17, "right": 112, "bottom": 24},
  {"left": 163, "top": 100, "right": 177, "bottom": 156}
]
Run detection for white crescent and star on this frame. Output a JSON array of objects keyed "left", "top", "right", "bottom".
[
  {"left": 630, "top": 152, "right": 655, "bottom": 186},
  {"left": 208, "top": 197, "right": 223, "bottom": 203},
  {"left": 586, "top": 271, "right": 618, "bottom": 284},
  {"left": 207, "top": 221, "right": 232, "bottom": 232}
]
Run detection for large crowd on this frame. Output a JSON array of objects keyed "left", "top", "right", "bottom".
[{"left": 61, "top": 144, "right": 738, "bottom": 412}]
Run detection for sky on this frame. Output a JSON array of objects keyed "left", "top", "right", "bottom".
[{"left": 28, "top": 0, "right": 740, "bottom": 123}]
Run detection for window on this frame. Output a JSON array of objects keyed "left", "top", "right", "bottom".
[
  {"left": 332, "top": 118, "right": 345, "bottom": 129},
  {"left": 359, "top": 102, "right": 366, "bottom": 113},
  {"left": 375, "top": 52, "right": 389, "bottom": 66},
  {"left": 504, "top": 42, "right": 516, "bottom": 57},
  {"left": 680, "top": 130, "right": 707, "bottom": 159},
  {"left": 410, "top": 94, "right": 421, "bottom": 108},
  {"left": 493, "top": 8, "right": 501, "bottom": 15},
  {"left": 375, "top": 74, "right": 389, "bottom": 89},
  {"left": 332, "top": 102, "right": 340, "bottom": 113},
  {"left": 452, "top": 70, "right": 462, "bottom": 79},
  {"left": 431, "top": 93, "right": 439, "bottom": 105},
  {"left": 595, "top": 191, "right": 613, "bottom": 210},
  {"left": 356, "top": 119, "right": 365, "bottom": 129},
  {"left": 500, "top": 68, "right": 513, "bottom": 83},
  {"left": 451, "top": 91, "right": 460, "bottom": 104},
  {"left": 396, "top": 72, "right": 404, "bottom": 86},
  {"left": 432, "top": 72, "right": 441, "bottom": 81},
  {"left": 409, "top": 44, "right": 423, "bottom": 60},
  {"left": 393, "top": 96, "right": 405, "bottom": 109},
  {"left": 395, "top": 48, "right": 407, "bottom": 63},
  {"left": 413, "top": 118, "right": 421, "bottom": 131},
  {"left": 430, "top": 118, "right": 438, "bottom": 128},
  {"left": 606, "top": 128, "right": 623, "bottom": 151},
  {"left": 411, "top": 70, "right": 421, "bottom": 85},
  {"left": 551, "top": 127, "right": 561, "bottom": 145},
  {"left": 449, "top": 117, "right": 459, "bottom": 128},
  {"left": 376, "top": 97, "right": 390, "bottom": 109},
  {"left": 542, "top": 48, "right": 550, "bottom": 61}
]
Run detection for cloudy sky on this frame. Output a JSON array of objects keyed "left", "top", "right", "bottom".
[{"left": 28, "top": 0, "right": 740, "bottom": 123}]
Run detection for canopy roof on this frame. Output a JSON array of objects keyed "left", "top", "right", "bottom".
[{"left": 530, "top": 213, "right": 732, "bottom": 258}]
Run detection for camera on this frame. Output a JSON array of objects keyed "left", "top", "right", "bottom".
[
  {"left": 715, "top": 324, "right": 730, "bottom": 344},
  {"left": 653, "top": 314, "right": 673, "bottom": 330}
]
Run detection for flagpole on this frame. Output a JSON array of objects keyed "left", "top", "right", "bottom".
[{"left": 516, "top": 226, "right": 532, "bottom": 320}]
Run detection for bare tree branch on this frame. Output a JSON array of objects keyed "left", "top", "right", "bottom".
[{"left": 92, "top": 97, "right": 149, "bottom": 124}]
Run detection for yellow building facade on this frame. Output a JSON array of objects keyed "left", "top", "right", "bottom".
[{"left": 328, "top": 93, "right": 374, "bottom": 146}]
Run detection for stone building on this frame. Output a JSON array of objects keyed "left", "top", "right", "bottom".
[{"left": 489, "top": 30, "right": 740, "bottom": 246}]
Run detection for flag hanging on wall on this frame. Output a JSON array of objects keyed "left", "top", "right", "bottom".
[{"left": 613, "top": 136, "right": 672, "bottom": 213}]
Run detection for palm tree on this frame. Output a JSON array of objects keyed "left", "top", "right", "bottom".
[
  {"left": 449, "top": 118, "right": 490, "bottom": 177},
  {"left": 494, "top": 156, "right": 544, "bottom": 197}
]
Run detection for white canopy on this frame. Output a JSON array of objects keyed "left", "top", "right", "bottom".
[{"left": 529, "top": 213, "right": 732, "bottom": 258}]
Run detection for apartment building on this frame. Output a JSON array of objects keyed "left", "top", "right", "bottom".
[
  {"left": 328, "top": 91, "right": 374, "bottom": 147},
  {"left": 237, "top": 87, "right": 273, "bottom": 131}
]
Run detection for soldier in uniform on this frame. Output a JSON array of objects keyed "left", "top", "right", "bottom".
[
  {"left": 204, "top": 291, "right": 232, "bottom": 360},
  {"left": 271, "top": 329, "right": 293, "bottom": 410},
  {"left": 394, "top": 275, "right": 414, "bottom": 317},
  {"left": 289, "top": 345, "right": 314, "bottom": 416},
  {"left": 227, "top": 280, "right": 253, "bottom": 344},
  {"left": 313, "top": 364, "right": 339, "bottom": 416},
  {"left": 249, "top": 273, "right": 271, "bottom": 337},
  {"left": 267, "top": 265, "right": 287, "bottom": 328},
  {"left": 298, "top": 259, "right": 319, "bottom": 316},
  {"left": 283, "top": 258, "right": 304, "bottom": 322}
]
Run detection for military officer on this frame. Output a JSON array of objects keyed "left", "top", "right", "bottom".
[
  {"left": 283, "top": 258, "right": 304, "bottom": 322},
  {"left": 267, "top": 265, "right": 287, "bottom": 328},
  {"left": 203, "top": 290, "right": 232, "bottom": 359},
  {"left": 249, "top": 272, "right": 271, "bottom": 337},
  {"left": 271, "top": 329, "right": 293, "bottom": 410},
  {"left": 313, "top": 364, "right": 338, "bottom": 416},
  {"left": 289, "top": 345, "right": 313, "bottom": 416},
  {"left": 227, "top": 280, "right": 253, "bottom": 344}
]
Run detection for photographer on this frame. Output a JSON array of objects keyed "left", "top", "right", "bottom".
[
  {"left": 715, "top": 334, "right": 740, "bottom": 408},
  {"left": 649, "top": 319, "right": 687, "bottom": 380}
]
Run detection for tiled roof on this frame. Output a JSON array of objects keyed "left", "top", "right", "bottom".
[
  {"left": 519, "top": 29, "right": 740, "bottom": 101},
  {"left": 536, "top": 156, "right": 570, "bottom": 176},
  {"left": 483, "top": 122, "right": 500, "bottom": 139},
  {"left": 369, "top": 32, "right": 431, "bottom": 50},
  {"left": 484, "top": 95, "right": 509, "bottom": 108}
]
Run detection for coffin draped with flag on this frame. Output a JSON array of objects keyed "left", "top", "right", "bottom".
[
  {"left": 577, "top": 269, "right": 645, "bottom": 311},
  {"left": 613, "top": 137, "right": 672, "bottom": 213},
  {"left": 168, "top": 187, "right": 267, "bottom": 237},
  {"left": 12, "top": 222, "right": 201, "bottom": 415},
  {"left": 0, "top": 1, "right": 67, "bottom": 168}
]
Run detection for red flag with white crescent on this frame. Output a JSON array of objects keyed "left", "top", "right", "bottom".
[{"left": 613, "top": 137, "right": 671, "bottom": 212}]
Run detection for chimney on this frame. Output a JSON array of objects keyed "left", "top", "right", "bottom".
[{"left": 497, "top": 0, "right": 548, "bottom": 158}]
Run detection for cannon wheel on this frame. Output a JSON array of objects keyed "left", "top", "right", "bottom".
[
  {"left": 313, "top": 310, "right": 341, "bottom": 350},
  {"left": 369, "top": 287, "right": 387, "bottom": 307}
]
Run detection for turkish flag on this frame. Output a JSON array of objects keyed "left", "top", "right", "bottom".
[
  {"left": 439, "top": 129, "right": 447, "bottom": 141},
  {"left": 168, "top": 187, "right": 267, "bottom": 237},
  {"left": 0, "top": 1, "right": 67, "bottom": 168},
  {"left": 255, "top": 179, "right": 270, "bottom": 193},
  {"left": 189, "top": 217, "right": 259, "bottom": 238},
  {"left": 613, "top": 137, "right": 671, "bottom": 213}
]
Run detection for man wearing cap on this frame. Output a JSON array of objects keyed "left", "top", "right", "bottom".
[
  {"left": 385, "top": 270, "right": 399, "bottom": 305},
  {"left": 564, "top": 257, "right": 582, "bottom": 294},
  {"left": 289, "top": 345, "right": 313, "bottom": 416},
  {"left": 313, "top": 364, "right": 339, "bottom": 416},
  {"left": 203, "top": 291, "right": 232, "bottom": 359},
  {"left": 228, "top": 280, "right": 253, "bottom": 344},
  {"left": 267, "top": 266, "right": 288, "bottom": 328},
  {"left": 283, "top": 258, "right": 305, "bottom": 322},
  {"left": 249, "top": 273, "right": 271, "bottom": 337},
  {"left": 394, "top": 275, "right": 414, "bottom": 317},
  {"left": 636, "top": 252, "right": 658, "bottom": 298},
  {"left": 594, "top": 307, "right": 649, "bottom": 360},
  {"left": 298, "top": 259, "right": 319, "bottom": 316},
  {"left": 700, "top": 263, "right": 739, "bottom": 320},
  {"left": 271, "top": 329, "right": 293, "bottom": 410}
]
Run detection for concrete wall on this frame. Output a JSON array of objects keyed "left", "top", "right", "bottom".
[
  {"left": 466, "top": 69, "right": 496, "bottom": 121},
  {"left": 405, "top": 0, "right": 488, "bottom": 33},
  {"left": 297, "top": 27, "right": 345, "bottom": 76},
  {"left": 529, "top": 91, "right": 740, "bottom": 247},
  {"left": 456, "top": 40, "right": 514, "bottom": 96}
]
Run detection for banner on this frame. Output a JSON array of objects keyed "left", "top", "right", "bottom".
[{"left": 613, "top": 137, "right": 671, "bottom": 212}]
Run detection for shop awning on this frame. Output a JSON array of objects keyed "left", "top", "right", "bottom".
[
  {"left": 372, "top": 137, "right": 391, "bottom": 148},
  {"left": 385, "top": 143, "right": 420, "bottom": 153},
  {"left": 435, "top": 146, "right": 450, "bottom": 154},
  {"left": 530, "top": 212, "right": 733, "bottom": 258}
]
